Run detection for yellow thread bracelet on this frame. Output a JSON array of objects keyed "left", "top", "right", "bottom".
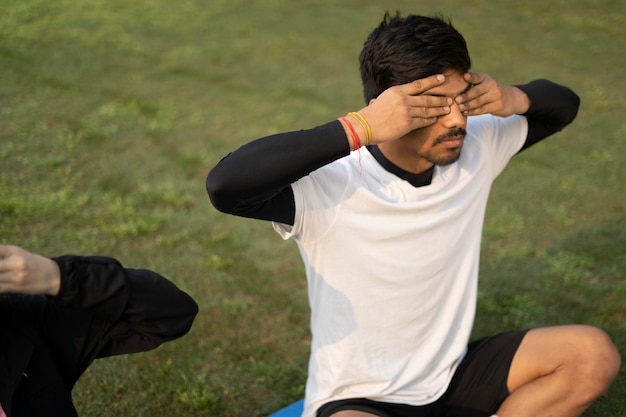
[{"left": 347, "top": 111, "right": 372, "bottom": 146}]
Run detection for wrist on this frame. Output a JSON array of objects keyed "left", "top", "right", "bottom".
[
  {"left": 44, "top": 258, "right": 62, "bottom": 296},
  {"left": 510, "top": 85, "right": 531, "bottom": 115},
  {"left": 338, "top": 116, "right": 364, "bottom": 150},
  {"left": 347, "top": 112, "right": 372, "bottom": 146}
]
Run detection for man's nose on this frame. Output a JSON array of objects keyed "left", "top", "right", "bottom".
[{"left": 442, "top": 101, "right": 466, "bottom": 128}]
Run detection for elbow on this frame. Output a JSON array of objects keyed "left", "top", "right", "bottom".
[
  {"left": 552, "top": 81, "right": 581, "bottom": 127},
  {"left": 205, "top": 168, "right": 220, "bottom": 202},
  {"left": 161, "top": 296, "right": 199, "bottom": 341},
  {"left": 568, "top": 91, "right": 580, "bottom": 124},
  {"left": 182, "top": 295, "right": 199, "bottom": 331},
  {"left": 522, "top": 79, "right": 582, "bottom": 127},
  {"left": 563, "top": 87, "right": 581, "bottom": 126},
  {"left": 205, "top": 170, "right": 236, "bottom": 214},
  {"left": 177, "top": 298, "right": 199, "bottom": 337}
]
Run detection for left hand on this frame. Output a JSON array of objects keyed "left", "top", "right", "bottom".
[
  {"left": 0, "top": 244, "right": 61, "bottom": 296},
  {"left": 455, "top": 72, "right": 530, "bottom": 117}
]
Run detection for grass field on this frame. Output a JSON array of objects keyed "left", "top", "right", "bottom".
[{"left": 1, "top": 0, "right": 625, "bottom": 415}]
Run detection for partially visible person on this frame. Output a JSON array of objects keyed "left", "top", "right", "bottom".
[{"left": 0, "top": 244, "right": 198, "bottom": 417}]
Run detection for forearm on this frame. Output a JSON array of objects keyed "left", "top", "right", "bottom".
[
  {"left": 206, "top": 120, "right": 350, "bottom": 220},
  {"left": 52, "top": 255, "right": 197, "bottom": 339},
  {"left": 53, "top": 255, "right": 130, "bottom": 321},
  {"left": 111, "top": 267, "right": 198, "bottom": 343},
  {"left": 38, "top": 256, "right": 196, "bottom": 367}
]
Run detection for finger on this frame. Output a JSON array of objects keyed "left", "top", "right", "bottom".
[
  {"left": 0, "top": 252, "right": 10, "bottom": 272},
  {"left": 409, "top": 117, "right": 438, "bottom": 130},
  {"left": 408, "top": 104, "right": 451, "bottom": 119},
  {"left": 400, "top": 74, "right": 446, "bottom": 96},
  {"left": 0, "top": 244, "right": 22, "bottom": 262},
  {"left": 0, "top": 270, "right": 18, "bottom": 292},
  {"left": 459, "top": 90, "right": 489, "bottom": 110},
  {"left": 460, "top": 99, "right": 488, "bottom": 116},
  {"left": 457, "top": 79, "right": 496, "bottom": 111},
  {"left": 463, "top": 87, "right": 503, "bottom": 115},
  {"left": 457, "top": 72, "right": 492, "bottom": 102},
  {"left": 457, "top": 83, "right": 489, "bottom": 105},
  {"left": 408, "top": 94, "right": 452, "bottom": 109},
  {"left": 463, "top": 71, "right": 486, "bottom": 86}
]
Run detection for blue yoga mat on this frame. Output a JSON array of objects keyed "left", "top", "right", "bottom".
[{"left": 268, "top": 399, "right": 304, "bottom": 417}]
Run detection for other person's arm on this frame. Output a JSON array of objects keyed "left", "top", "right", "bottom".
[{"left": 0, "top": 244, "right": 198, "bottom": 365}]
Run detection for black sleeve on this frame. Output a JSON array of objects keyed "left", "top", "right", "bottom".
[
  {"left": 45, "top": 255, "right": 198, "bottom": 374},
  {"left": 206, "top": 120, "right": 350, "bottom": 225},
  {"left": 516, "top": 79, "right": 580, "bottom": 151},
  {"left": 207, "top": 80, "right": 579, "bottom": 224}
]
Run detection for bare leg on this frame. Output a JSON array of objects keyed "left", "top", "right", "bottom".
[{"left": 497, "top": 325, "right": 621, "bottom": 417}]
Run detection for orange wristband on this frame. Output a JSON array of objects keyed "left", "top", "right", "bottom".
[{"left": 338, "top": 117, "right": 362, "bottom": 150}]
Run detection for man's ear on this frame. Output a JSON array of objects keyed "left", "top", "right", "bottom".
[{"left": 369, "top": 98, "right": 376, "bottom": 105}]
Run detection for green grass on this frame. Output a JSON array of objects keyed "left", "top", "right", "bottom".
[{"left": 1, "top": 0, "right": 624, "bottom": 415}]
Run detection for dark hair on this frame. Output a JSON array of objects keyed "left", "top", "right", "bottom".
[{"left": 359, "top": 12, "right": 471, "bottom": 102}]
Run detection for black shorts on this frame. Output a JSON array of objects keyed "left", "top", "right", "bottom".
[{"left": 316, "top": 329, "right": 529, "bottom": 417}]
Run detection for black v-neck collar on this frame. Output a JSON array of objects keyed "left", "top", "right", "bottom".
[{"left": 367, "top": 145, "right": 434, "bottom": 188}]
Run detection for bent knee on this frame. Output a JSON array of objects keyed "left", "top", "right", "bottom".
[
  {"left": 572, "top": 326, "right": 621, "bottom": 393},
  {"left": 512, "top": 325, "right": 621, "bottom": 394}
]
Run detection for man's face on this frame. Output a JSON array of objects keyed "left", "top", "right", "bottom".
[{"left": 407, "top": 69, "right": 471, "bottom": 168}]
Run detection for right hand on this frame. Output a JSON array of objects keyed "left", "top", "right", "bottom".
[
  {"left": 0, "top": 244, "right": 61, "bottom": 296},
  {"left": 355, "top": 74, "right": 453, "bottom": 144}
]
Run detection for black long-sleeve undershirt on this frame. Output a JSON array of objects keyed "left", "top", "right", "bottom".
[{"left": 206, "top": 79, "right": 580, "bottom": 225}]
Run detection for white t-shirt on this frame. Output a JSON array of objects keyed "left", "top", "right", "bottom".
[{"left": 274, "top": 114, "right": 528, "bottom": 417}]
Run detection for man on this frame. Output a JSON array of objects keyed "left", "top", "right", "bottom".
[
  {"left": 0, "top": 244, "right": 198, "bottom": 417},
  {"left": 206, "top": 12, "right": 620, "bottom": 417}
]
